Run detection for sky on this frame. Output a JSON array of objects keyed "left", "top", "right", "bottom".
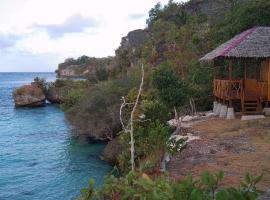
[{"left": 0, "top": 0, "right": 187, "bottom": 72}]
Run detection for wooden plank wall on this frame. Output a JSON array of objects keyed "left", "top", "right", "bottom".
[
  {"left": 268, "top": 59, "right": 270, "bottom": 101},
  {"left": 260, "top": 59, "right": 269, "bottom": 100}
]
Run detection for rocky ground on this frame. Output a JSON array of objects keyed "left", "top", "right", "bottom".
[{"left": 167, "top": 116, "right": 270, "bottom": 191}]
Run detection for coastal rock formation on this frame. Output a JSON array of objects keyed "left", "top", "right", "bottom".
[
  {"left": 116, "top": 29, "right": 149, "bottom": 68},
  {"left": 100, "top": 137, "right": 123, "bottom": 164},
  {"left": 56, "top": 29, "right": 148, "bottom": 78},
  {"left": 46, "top": 87, "right": 63, "bottom": 104},
  {"left": 12, "top": 84, "right": 46, "bottom": 107},
  {"left": 57, "top": 56, "right": 114, "bottom": 78}
]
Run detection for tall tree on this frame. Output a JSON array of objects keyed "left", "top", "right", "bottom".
[{"left": 152, "top": 63, "right": 187, "bottom": 131}]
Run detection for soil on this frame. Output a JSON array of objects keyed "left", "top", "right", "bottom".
[{"left": 167, "top": 117, "right": 270, "bottom": 191}]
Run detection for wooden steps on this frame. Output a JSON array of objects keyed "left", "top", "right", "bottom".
[{"left": 243, "top": 100, "right": 262, "bottom": 114}]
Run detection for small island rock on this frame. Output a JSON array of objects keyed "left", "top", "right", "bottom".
[{"left": 12, "top": 84, "right": 46, "bottom": 107}]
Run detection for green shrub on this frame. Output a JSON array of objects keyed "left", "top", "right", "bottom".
[
  {"left": 95, "top": 66, "right": 109, "bottom": 81},
  {"left": 152, "top": 63, "right": 188, "bottom": 109},
  {"left": 65, "top": 71, "right": 141, "bottom": 139},
  {"left": 116, "top": 120, "right": 172, "bottom": 174},
  {"left": 33, "top": 77, "right": 47, "bottom": 92},
  {"left": 143, "top": 100, "right": 170, "bottom": 123},
  {"left": 60, "top": 89, "right": 85, "bottom": 111},
  {"left": 86, "top": 74, "right": 98, "bottom": 84},
  {"left": 186, "top": 61, "right": 213, "bottom": 111},
  {"left": 76, "top": 170, "right": 263, "bottom": 200},
  {"left": 52, "top": 79, "right": 88, "bottom": 89}
]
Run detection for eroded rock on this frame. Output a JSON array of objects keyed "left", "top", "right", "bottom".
[
  {"left": 46, "top": 87, "right": 64, "bottom": 104},
  {"left": 100, "top": 137, "right": 123, "bottom": 165},
  {"left": 12, "top": 84, "right": 46, "bottom": 107}
]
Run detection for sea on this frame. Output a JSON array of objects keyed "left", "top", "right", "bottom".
[{"left": 0, "top": 72, "right": 111, "bottom": 200}]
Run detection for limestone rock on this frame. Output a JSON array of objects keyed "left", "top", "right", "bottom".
[
  {"left": 100, "top": 137, "right": 123, "bottom": 165},
  {"left": 46, "top": 87, "right": 63, "bottom": 104},
  {"left": 13, "top": 84, "right": 46, "bottom": 107}
]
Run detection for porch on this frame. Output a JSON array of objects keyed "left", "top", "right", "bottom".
[{"left": 213, "top": 78, "right": 266, "bottom": 113}]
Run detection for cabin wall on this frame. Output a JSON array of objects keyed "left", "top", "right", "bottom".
[
  {"left": 260, "top": 60, "right": 269, "bottom": 100},
  {"left": 268, "top": 59, "right": 270, "bottom": 101},
  {"left": 260, "top": 60, "right": 268, "bottom": 82}
]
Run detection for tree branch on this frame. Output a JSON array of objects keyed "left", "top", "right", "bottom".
[{"left": 120, "top": 96, "right": 129, "bottom": 133}]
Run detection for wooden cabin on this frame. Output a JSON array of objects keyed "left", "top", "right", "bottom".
[{"left": 201, "top": 26, "right": 270, "bottom": 116}]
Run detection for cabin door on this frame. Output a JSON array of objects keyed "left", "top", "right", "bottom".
[
  {"left": 244, "top": 63, "right": 260, "bottom": 101},
  {"left": 244, "top": 79, "right": 258, "bottom": 100}
]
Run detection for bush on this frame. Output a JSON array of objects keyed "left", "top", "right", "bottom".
[
  {"left": 95, "top": 66, "right": 109, "bottom": 81},
  {"left": 52, "top": 79, "right": 88, "bottom": 89},
  {"left": 152, "top": 63, "right": 188, "bottom": 109},
  {"left": 33, "top": 77, "right": 47, "bottom": 92},
  {"left": 60, "top": 89, "right": 85, "bottom": 111},
  {"left": 186, "top": 61, "right": 213, "bottom": 111},
  {"left": 143, "top": 100, "right": 170, "bottom": 123},
  {"left": 76, "top": 170, "right": 263, "bottom": 200},
  {"left": 86, "top": 74, "right": 98, "bottom": 84},
  {"left": 116, "top": 120, "right": 172, "bottom": 174},
  {"left": 65, "top": 71, "right": 141, "bottom": 140}
]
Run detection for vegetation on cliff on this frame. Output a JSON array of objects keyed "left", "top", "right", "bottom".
[
  {"left": 66, "top": 69, "right": 141, "bottom": 141},
  {"left": 77, "top": 170, "right": 262, "bottom": 200},
  {"left": 49, "top": 0, "right": 270, "bottom": 164},
  {"left": 57, "top": 56, "right": 114, "bottom": 79},
  {"left": 45, "top": 0, "right": 270, "bottom": 198}
]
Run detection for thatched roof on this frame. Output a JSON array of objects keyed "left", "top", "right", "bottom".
[{"left": 200, "top": 26, "right": 270, "bottom": 61}]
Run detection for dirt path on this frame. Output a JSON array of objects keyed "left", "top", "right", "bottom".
[{"left": 167, "top": 117, "right": 270, "bottom": 190}]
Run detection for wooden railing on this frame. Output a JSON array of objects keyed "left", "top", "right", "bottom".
[{"left": 213, "top": 79, "right": 243, "bottom": 100}]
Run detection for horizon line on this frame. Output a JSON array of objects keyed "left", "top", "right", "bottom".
[{"left": 0, "top": 71, "right": 55, "bottom": 73}]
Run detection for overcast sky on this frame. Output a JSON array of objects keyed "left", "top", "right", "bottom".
[{"left": 0, "top": 0, "right": 187, "bottom": 72}]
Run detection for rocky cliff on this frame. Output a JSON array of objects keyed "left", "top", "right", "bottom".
[
  {"left": 57, "top": 56, "right": 114, "bottom": 78},
  {"left": 183, "top": 0, "right": 241, "bottom": 24},
  {"left": 55, "top": 0, "right": 245, "bottom": 78},
  {"left": 56, "top": 29, "right": 148, "bottom": 78}
]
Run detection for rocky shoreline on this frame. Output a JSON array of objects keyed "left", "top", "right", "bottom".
[
  {"left": 13, "top": 80, "right": 62, "bottom": 107},
  {"left": 12, "top": 78, "right": 121, "bottom": 164},
  {"left": 12, "top": 79, "right": 270, "bottom": 198}
]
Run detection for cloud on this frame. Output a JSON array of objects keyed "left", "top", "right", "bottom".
[
  {"left": 33, "top": 14, "right": 99, "bottom": 39},
  {"left": 0, "top": 34, "right": 21, "bottom": 50},
  {"left": 128, "top": 13, "right": 146, "bottom": 20}
]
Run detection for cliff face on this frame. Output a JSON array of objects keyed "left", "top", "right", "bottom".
[
  {"left": 57, "top": 56, "right": 114, "bottom": 78},
  {"left": 56, "top": 0, "right": 244, "bottom": 78},
  {"left": 184, "top": 0, "right": 240, "bottom": 24},
  {"left": 56, "top": 29, "right": 148, "bottom": 78},
  {"left": 115, "top": 29, "right": 149, "bottom": 69},
  {"left": 120, "top": 29, "right": 148, "bottom": 51},
  {"left": 57, "top": 65, "right": 87, "bottom": 78}
]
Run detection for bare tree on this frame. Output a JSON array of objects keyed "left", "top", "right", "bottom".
[{"left": 120, "top": 64, "right": 144, "bottom": 171}]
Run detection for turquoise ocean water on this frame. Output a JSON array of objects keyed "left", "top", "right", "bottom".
[{"left": 0, "top": 72, "right": 111, "bottom": 200}]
